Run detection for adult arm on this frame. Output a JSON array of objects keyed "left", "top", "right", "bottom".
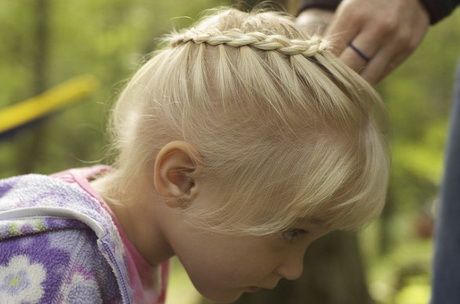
[
  {"left": 419, "top": 0, "right": 460, "bottom": 24},
  {"left": 298, "top": 0, "right": 341, "bottom": 12},
  {"left": 298, "top": 0, "right": 459, "bottom": 24}
]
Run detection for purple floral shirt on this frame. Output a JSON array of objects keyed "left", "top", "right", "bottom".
[{"left": 0, "top": 173, "right": 133, "bottom": 303}]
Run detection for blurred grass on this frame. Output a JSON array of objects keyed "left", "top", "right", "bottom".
[{"left": 167, "top": 258, "right": 201, "bottom": 304}]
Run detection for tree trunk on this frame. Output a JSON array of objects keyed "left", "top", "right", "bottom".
[
  {"left": 17, "top": 0, "right": 50, "bottom": 174},
  {"left": 379, "top": 187, "right": 394, "bottom": 255}
]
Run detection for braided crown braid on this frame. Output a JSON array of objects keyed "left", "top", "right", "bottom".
[{"left": 169, "top": 29, "right": 330, "bottom": 57}]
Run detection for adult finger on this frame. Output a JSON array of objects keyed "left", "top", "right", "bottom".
[
  {"left": 338, "top": 32, "right": 382, "bottom": 75},
  {"left": 360, "top": 46, "right": 401, "bottom": 84},
  {"left": 378, "top": 19, "right": 430, "bottom": 82},
  {"left": 325, "top": 13, "right": 359, "bottom": 57},
  {"left": 324, "top": 0, "right": 372, "bottom": 56},
  {"left": 363, "top": 43, "right": 411, "bottom": 84},
  {"left": 362, "top": 10, "right": 429, "bottom": 83}
]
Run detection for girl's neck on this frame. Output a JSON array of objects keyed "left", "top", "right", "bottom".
[{"left": 91, "top": 176, "right": 175, "bottom": 266}]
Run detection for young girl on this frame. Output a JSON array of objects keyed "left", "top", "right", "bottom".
[{"left": 0, "top": 7, "right": 389, "bottom": 304}]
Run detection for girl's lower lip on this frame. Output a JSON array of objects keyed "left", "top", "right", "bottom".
[{"left": 247, "top": 287, "right": 260, "bottom": 292}]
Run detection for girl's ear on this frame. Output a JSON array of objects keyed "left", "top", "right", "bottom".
[{"left": 154, "top": 141, "right": 199, "bottom": 208}]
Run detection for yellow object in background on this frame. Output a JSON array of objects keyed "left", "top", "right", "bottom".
[{"left": 0, "top": 75, "right": 98, "bottom": 134}]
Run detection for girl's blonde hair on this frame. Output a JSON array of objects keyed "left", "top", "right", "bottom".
[{"left": 100, "top": 8, "right": 389, "bottom": 235}]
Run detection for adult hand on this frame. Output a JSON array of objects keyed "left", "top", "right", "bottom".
[{"left": 325, "top": 0, "right": 430, "bottom": 84}]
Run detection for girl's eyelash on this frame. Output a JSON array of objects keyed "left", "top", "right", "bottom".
[{"left": 282, "top": 229, "right": 308, "bottom": 241}]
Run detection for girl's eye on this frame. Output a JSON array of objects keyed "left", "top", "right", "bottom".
[{"left": 282, "top": 229, "right": 308, "bottom": 242}]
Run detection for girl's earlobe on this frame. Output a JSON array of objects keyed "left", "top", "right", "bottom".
[{"left": 153, "top": 141, "right": 199, "bottom": 208}]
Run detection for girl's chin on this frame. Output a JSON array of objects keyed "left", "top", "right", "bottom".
[{"left": 199, "top": 288, "right": 246, "bottom": 304}]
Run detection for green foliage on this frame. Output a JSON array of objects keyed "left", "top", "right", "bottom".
[
  {"left": 394, "top": 284, "right": 430, "bottom": 304},
  {"left": 380, "top": 10, "right": 460, "bottom": 219},
  {"left": 0, "top": 0, "right": 229, "bottom": 177},
  {"left": 363, "top": 229, "right": 432, "bottom": 304},
  {"left": 363, "top": 10, "right": 460, "bottom": 304}
]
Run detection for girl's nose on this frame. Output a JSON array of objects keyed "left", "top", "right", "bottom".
[{"left": 275, "top": 253, "right": 304, "bottom": 281}]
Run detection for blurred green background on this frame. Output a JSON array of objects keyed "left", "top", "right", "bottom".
[{"left": 0, "top": 1, "right": 459, "bottom": 303}]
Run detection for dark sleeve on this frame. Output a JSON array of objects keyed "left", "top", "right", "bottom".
[
  {"left": 297, "top": 0, "right": 341, "bottom": 15},
  {"left": 419, "top": 0, "right": 459, "bottom": 24},
  {"left": 297, "top": 0, "right": 459, "bottom": 25}
]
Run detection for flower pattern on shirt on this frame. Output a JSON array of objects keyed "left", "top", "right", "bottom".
[
  {"left": 0, "top": 233, "right": 71, "bottom": 303},
  {"left": 0, "top": 255, "right": 46, "bottom": 303},
  {"left": 61, "top": 264, "right": 103, "bottom": 304}
]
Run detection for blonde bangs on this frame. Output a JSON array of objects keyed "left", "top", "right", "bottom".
[{"left": 180, "top": 119, "right": 389, "bottom": 236}]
